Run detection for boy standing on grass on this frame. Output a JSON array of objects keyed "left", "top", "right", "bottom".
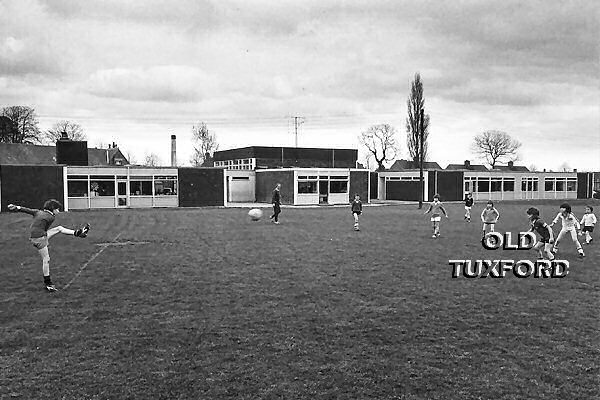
[
  {"left": 8, "top": 199, "right": 90, "bottom": 292},
  {"left": 269, "top": 183, "right": 282, "bottom": 225},
  {"left": 351, "top": 193, "right": 363, "bottom": 231},
  {"left": 481, "top": 200, "right": 500, "bottom": 238},
  {"left": 550, "top": 203, "right": 584, "bottom": 258},
  {"left": 464, "top": 192, "right": 474, "bottom": 222},
  {"left": 580, "top": 206, "right": 597, "bottom": 245},
  {"left": 527, "top": 207, "right": 555, "bottom": 261},
  {"left": 424, "top": 194, "right": 448, "bottom": 238}
]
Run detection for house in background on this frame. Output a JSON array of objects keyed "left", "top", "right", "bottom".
[
  {"left": 0, "top": 142, "right": 129, "bottom": 166},
  {"left": 388, "top": 159, "right": 442, "bottom": 171},
  {"left": 445, "top": 160, "right": 489, "bottom": 172}
]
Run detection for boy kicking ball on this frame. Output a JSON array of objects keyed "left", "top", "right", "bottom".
[{"left": 8, "top": 199, "right": 90, "bottom": 292}]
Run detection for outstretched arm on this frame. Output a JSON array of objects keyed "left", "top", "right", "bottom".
[
  {"left": 423, "top": 204, "right": 432, "bottom": 215},
  {"left": 7, "top": 204, "right": 36, "bottom": 215}
]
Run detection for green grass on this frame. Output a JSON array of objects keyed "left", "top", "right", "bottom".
[{"left": 1, "top": 200, "right": 599, "bottom": 399}]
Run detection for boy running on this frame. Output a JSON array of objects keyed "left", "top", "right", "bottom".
[
  {"left": 481, "top": 200, "right": 500, "bottom": 238},
  {"left": 527, "top": 207, "right": 555, "bottom": 261},
  {"left": 424, "top": 194, "right": 448, "bottom": 238},
  {"left": 351, "top": 193, "right": 363, "bottom": 231},
  {"left": 550, "top": 203, "right": 584, "bottom": 258},
  {"left": 580, "top": 205, "right": 597, "bottom": 245},
  {"left": 8, "top": 199, "right": 90, "bottom": 292}
]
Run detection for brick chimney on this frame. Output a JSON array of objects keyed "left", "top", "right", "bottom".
[
  {"left": 508, "top": 161, "right": 514, "bottom": 169},
  {"left": 464, "top": 160, "right": 471, "bottom": 169},
  {"left": 171, "top": 134, "right": 177, "bottom": 167}
]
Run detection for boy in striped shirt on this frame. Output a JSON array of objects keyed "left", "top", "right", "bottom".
[
  {"left": 424, "top": 194, "right": 448, "bottom": 238},
  {"left": 8, "top": 199, "right": 90, "bottom": 292},
  {"left": 550, "top": 203, "right": 584, "bottom": 258}
]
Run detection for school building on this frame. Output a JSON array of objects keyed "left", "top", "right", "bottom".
[{"left": 377, "top": 160, "right": 597, "bottom": 202}]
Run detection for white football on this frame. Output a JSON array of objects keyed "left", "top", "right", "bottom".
[{"left": 248, "top": 208, "right": 263, "bottom": 221}]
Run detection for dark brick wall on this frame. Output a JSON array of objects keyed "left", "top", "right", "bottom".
[
  {"left": 577, "top": 172, "right": 590, "bottom": 199},
  {"left": 0, "top": 165, "right": 64, "bottom": 212},
  {"left": 386, "top": 181, "right": 421, "bottom": 201},
  {"left": 349, "top": 170, "right": 369, "bottom": 202},
  {"left": 215, "top": 147, "right": 357, "bottom": 169},
  {"left": 178, "top": 168, "right": 225, "bottom": 207},
  {"left": 436, "top": 171, "right": 464, "bottom": 201},
  {"left": 256, "top": 170, "right": 294, "bottom": 204}
]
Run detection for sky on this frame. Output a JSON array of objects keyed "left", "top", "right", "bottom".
[{"left": 1, "top": 0, "right": 599, "bottom": 170}]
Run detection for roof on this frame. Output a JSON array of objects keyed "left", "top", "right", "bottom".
[
  {"left": 214, "top": 146, "right": 358, "bottom": 162},
  {"left": 445, "top": 163, "right": 489, "bottom": 171},
  {"left": 0, "top": 143, "right": 57, "bottom": 165},
  {"left": 0, "top": 143, "right": 128, "bottom": 166},
  {"left": 493, "top": 165, "right": 530, "bottom": 172},
  {"left": 389, "top": 159, "right": 442, "bottom": 170}
]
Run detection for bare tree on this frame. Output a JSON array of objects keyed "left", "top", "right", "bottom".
[
  {"left": 0, "top": 106, "right": 41, "bottom": 143},
  {"left": 406, "top": 73, "right": 430, "bottom": 165},
  {"left": 528, "top": 164, "right": 538, "bottom": 172},
  {"left": 143, "top": 153, "right": 162, "bottom": 167},
  {"left": 43, "top": 120, "right": 86, "bottom": 144},
  {"left": 472, "top": 130, "right": 521, "bottom": 169},
  {"left": 358, "top": 124, "right": 399, "bottom": 171},
  {"left": 559, "top": 162, "right": 571, "bottom": 172},
  {"left": 190, "top": 122, "right": 219, "bottom": 166}
]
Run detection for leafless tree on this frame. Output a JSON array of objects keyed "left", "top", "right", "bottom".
[
  {"left": 528, "top": 164, "right": 538, "bottom": 172},
  {"left": 0, "top": 106, "right": 41, "bottom": 143},
  {"left": 190, "top": 122, "right": 219, "bottom": 166},
  {"left": 559, "top": 162, "right": 571, "bottom": 172},
  {"left": 472, "top": 130, "right": 521, "bottom": 169},
  {"left": 143, "top": 153, "right": 162, "bottom": 167},
  {"left": 43, "top": 120, "right": 86, "bottom": 144},
  {"left": 358, "top": 124, "right": 399, "bottom": 171}
]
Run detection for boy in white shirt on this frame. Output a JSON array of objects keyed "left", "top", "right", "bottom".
[
  {"left": 550, "top": 203, "right": 584, "bottom": 258},
  {"left": 580, "top": 205, "right": 597, "bottom": 245}
]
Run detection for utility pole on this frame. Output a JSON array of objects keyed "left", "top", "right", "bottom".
[{"left": 291, "top": 116, "right": 304, "bottom": 147}]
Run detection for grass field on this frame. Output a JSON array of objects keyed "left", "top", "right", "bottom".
[{"left": 1, "top": 200, "right": 599, "bottom": 399}]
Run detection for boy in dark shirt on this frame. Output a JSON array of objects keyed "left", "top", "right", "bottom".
[
  {"left": 527, "top": 207, "right": 555, "bottom": 261},
  {"left": 269, "top": 183, "right": 282, "bottom": 224},
  {"left": 464, "top": 192, "right": 474, "bottom": 222},
  {"left": 8, "top": 199, "right": 90, "bottom": 292},
  {"left": 351, "top": 193, "right": 363, "bottom": 231}
]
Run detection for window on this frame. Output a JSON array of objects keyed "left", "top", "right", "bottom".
[
  {"left": 503, "top": 179, "right": 515, "bottom": 192},
  {"left": 298, "top": 181, "right": 317, "bottom": 193},
  {"left": 567, "top": 179, "right": 577, "bottom": 192},
  {"left": 330, "top": 181, "right": 348, "bottom": 193},
  {"left": 68, "top": 181, "right": 88, "bottom": 197},
  {"left": 491, "top": 178, "right": 502, "bottom": 192},
  {"left": 532, "top": 179, "right": 538, "bottom": 191},
  {"left": 478, "top": 179, "right": 489, "bottom": 192},
  {"left": 555, "top": 179, "right": 565, "bottom": 192},
  {"left": 130, "top": 181, "right": 152, "bottom": 195},
  {"left": 545, "top": 179, "right": 555, "bottom": 192},
  {"left": 90, "top": 180, "right": 115, "bottom": 196},
  {"left": 154, "top": 178, "right": 177, "bottom": 195}
]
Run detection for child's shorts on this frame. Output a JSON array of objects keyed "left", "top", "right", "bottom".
[
  {"left": 582, "top": 226, "right": 594, "bottom": 232},
  {"left": 29, "top": 236, "right": 48, "bottom": 250},
  {"left": 352, "top": 211, "right": 362, "bottom": 216},
  {"left": 464, "top": 206, "right": 471, "bottom": 211},
  {"left": 431, "top": 216, "right": 441, "bottom": 222}
]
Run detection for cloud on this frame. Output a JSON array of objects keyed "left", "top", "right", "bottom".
[{"left": 86, "top": 66, "right": 216, "bottom": 102}]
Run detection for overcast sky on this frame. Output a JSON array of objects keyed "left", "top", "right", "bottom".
[{"left": 1, "top": 0, "right": 599, "bottom": 170}]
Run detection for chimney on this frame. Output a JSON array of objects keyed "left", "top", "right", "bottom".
[
  {"left": 112, "top": 142, "right": 117, "bottom": 148},
  {"left": 464, "top": 160, "right": 471, "bottom": 169},
  {"left": 573, "top": 169, "right": 577, "bottom": 172},
  {"left": 508, "top": 161, "right": 514, "bottom": 169},
  {"left": 171, "top": 134, "right": 177, "bottom": 167}
]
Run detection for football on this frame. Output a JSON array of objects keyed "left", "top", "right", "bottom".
[{"left": 248, "top": 208, "right": 263, "bottom": 221}]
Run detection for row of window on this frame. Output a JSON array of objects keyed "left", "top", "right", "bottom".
[
  {"left": 215, "top": 158, "right": 255, "bottom": 170},
  {"left": 298, "top": 181, "right": 348, "bottom": 194},
  {"left": 67, "top": 176, "right": 178, "bottom": 197},
  {"left": 464, "top": 177, "right": 577, "bottom": 193}
]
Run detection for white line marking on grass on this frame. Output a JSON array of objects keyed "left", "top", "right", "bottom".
[{"left": 63, "top": 232, "right": 123, "bottom": 290}]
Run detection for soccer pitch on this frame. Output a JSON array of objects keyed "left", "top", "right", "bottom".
[{"left": 1, "top": 200, "right": 598, "bottom": 399}]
